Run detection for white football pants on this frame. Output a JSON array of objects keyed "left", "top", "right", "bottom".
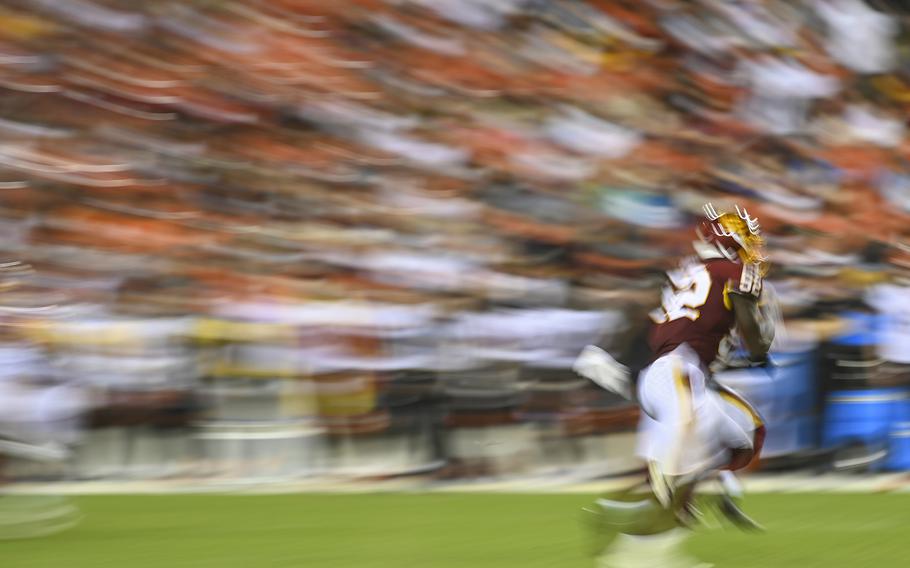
[{"left": 636, "top": 345, "right": 762, "bottom": 477}]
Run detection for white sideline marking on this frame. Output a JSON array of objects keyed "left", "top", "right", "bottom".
[{"left": 5, "top": 473, "right": 910, "bottom": 496}]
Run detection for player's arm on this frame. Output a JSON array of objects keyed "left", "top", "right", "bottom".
[
  {"left": 574, "top": 283, "right": 662, "bottom": 400},
  {"left": 730, "top": 293, "right": 773, "bottom": 362},
  {"left": 729, "top": 262, "right": 774, "bottom": 362}
]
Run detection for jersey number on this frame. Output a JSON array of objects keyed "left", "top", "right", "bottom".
[
  {"left": 739, "top": 263, "right": 762, "bottom": 297},
  {"left": 651, "top": 263, "right": 712, "bottom": 323}
]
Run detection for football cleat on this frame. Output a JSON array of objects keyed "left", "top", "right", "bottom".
[
  {"left": 715, "top": 494, "right": 764, "bottom": 532},
  {"left": 590, "top": 493, "right": 681, "bottom": 537}
]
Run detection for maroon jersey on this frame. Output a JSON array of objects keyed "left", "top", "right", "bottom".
[{"left": 648, "top": 257, "right": 763, "bottom": 366}]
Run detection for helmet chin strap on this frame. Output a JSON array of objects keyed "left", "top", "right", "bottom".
[{"left": 717, "top": 243, "right": 739, "bottom": 262}]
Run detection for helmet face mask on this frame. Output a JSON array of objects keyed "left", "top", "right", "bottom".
[
  {"left": 717, "top": 213, "right": 765, "bottom": 264},
  {"left": 700, "top": 203, "right": 766, "bottom": 267}
]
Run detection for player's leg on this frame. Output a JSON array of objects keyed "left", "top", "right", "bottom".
[
  {"left": 588, "top": 353, "right": 717, "bottom": 566},
  {"left": 586, "top": 482, "right": 714, "bottom": 568},
  {"left": 710, "top": 384, "right": 765, "bottom": 472},
  {"left": 637, "top": 354, "right": 714, "bottom": 509},
  {"left": 588, "top": 357, "right": 697, "bottom": 540},
  {"left": 703, "top": 385, "right": 766, "bottom": 530}
]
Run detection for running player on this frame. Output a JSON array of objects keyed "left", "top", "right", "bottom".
[{"left": 574, "top": 203, "right": 775, "bottom": 565}]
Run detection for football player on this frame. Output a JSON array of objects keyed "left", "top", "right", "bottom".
[{"left": 575, "top": 203, "right": 774, "bottom": 565}]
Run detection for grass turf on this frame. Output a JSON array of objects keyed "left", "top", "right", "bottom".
[{"left": 1, "top": 492, "right": 908, "bottom": 567}]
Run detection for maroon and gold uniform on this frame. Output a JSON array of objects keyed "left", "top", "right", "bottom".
[
  {"left": 576, "top": 204, "right": 770, "bottom": 543},
  {"left": 648, "top": 256, "right": 763, "bottom": 367}
]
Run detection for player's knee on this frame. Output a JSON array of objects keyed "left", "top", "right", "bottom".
[
  {"left": 724, "top": 425, "right": 765, "bottom": 471},
  {"left": 724, "top": 448, "right": 755, "bottom": 471}
]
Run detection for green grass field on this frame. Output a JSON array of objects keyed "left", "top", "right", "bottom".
[{"left": 2, "top": 492, "right": 908, "bottom": 567}]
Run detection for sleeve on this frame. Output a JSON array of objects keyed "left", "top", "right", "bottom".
[{"left": 727, "top": 262, "right": 763, "bottom": 300}]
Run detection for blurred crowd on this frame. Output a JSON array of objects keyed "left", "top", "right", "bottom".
[{"left": 2, "top": 0, "right": 910, "bottom": 480}]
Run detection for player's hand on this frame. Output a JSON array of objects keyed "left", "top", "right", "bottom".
[
  {"left": 715, "top": 351, "right": 774, "bottom": 371},
  {"left": 573, "top": 345, "right": 632, "bottom": 400},
  {"left": 747, "top": 353, "right": 775, "bottom": 370}
]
